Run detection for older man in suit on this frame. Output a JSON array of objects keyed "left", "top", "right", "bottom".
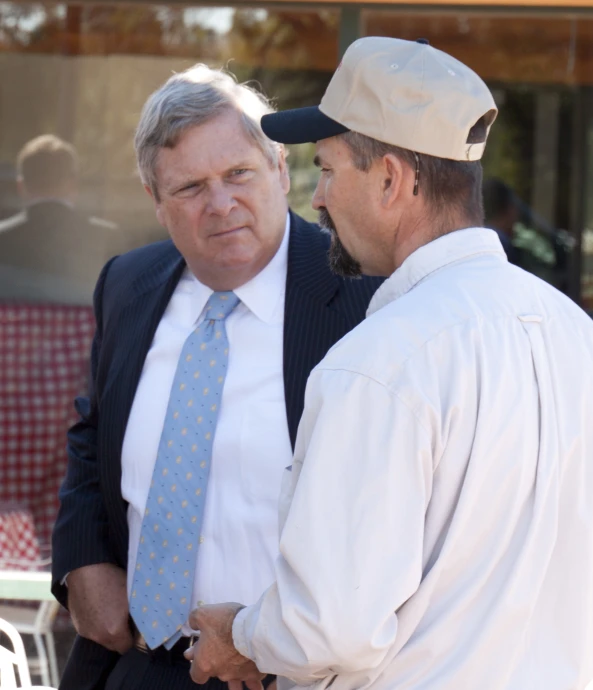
[
  {"left": 51, "top": 65, "right": 381, "bottom": 690},
  {"left": 0, "top": 134, "right": 119, "bottom": 304}
]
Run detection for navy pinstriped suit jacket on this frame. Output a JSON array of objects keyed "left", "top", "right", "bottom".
[{"left": 52, "top": 211, "right": 383, "bottom": 689}]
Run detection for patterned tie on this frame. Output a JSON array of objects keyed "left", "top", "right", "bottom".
[{"left": 130, "top": 291, "right": 240, "bottom": 649}]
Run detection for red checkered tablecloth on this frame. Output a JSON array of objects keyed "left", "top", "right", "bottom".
[
  {"left": 0, "top": 304, "right": 95, "bottom": 549},
  {"left": 0, "top": 502, "right": 41, "bottom": 568}
]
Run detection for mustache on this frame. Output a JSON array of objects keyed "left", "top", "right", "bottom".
[
  {"left": 318, "top": 207, "right": 362, "bottom": 279},
  {"left": 318, "top": 207, "right": 337, "bottom": 234}
]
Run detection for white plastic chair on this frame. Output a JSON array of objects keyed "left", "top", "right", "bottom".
[
  {"left": 0, "top": 601, "right": 60, "bottom": 688},
  {"left": 0, "top": 616, "right": 32, "bottom": 688}
]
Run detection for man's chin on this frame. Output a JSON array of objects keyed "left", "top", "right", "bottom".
[
  {"left": 328, "top": 236, "right": 363, "bottom": 279},
  {"left": 329, "top": 260, "right": 363, "bottom": 279}
]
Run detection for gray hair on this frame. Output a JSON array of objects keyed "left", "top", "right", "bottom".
[
  {"left": 341, "top": 130, "right": 484, "bottom": 228},
  {"left": 135, "top": 64, "right": 282, "bottom": 200}
]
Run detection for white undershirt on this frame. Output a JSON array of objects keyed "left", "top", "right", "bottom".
[{"left": 121, "top": 215, "right": 293, "bottom": 635}]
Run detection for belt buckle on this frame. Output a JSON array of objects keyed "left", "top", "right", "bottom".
[{"left": 135, "top": 630, "right": 196, "bottom": 657}]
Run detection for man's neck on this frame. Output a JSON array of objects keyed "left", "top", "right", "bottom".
[{"left": 392, "top": 214, "right": 476, "bottom": 271}]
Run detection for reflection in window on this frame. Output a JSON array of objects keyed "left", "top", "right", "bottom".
[{"left": 0, "top": 2, "right": 338, "bottom": 299}]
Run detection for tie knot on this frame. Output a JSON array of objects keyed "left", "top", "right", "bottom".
[{"left": 204, "top": 291, "right": 240, "bottom": 321}]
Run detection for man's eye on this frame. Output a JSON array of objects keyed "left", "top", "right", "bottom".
[
  {"left": 179, "top": 183, "right": 198, "bottom": 193},
  {"left": 231, "top": 169, "right": 248, "bottom": 177}
]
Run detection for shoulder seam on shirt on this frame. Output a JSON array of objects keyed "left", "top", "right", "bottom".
[
  {"left": 309, "top": 366, "right": 433, "bottom": 439},
  {"left": 316, "top": 310, "right": 485, "bottom": 383},
  {"left": 314, "top": 312, "right": 530, "bottom": 439}
]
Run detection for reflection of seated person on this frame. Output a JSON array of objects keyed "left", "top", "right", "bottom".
[
  {"left": 483, "top": 177, "right": 521, "bottom": 266},
  {"left": 483, "top": 177, "right": 575, "bottom": 291},
  {"left": 0, "top": 134, "right": 119, "bottom": 305}
]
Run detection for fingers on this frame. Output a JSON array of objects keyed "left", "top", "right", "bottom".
[
  {"left": 111, "top": 627, "right": 134, "bottom": 655},
  {"left": 77, "top": 616, "right": 133, "bottom": 654},
  {"left": 68, "top": 563, "right": 132, "bottom": 653},
  {"left": 188, "top": 607, "right": 202, "bottom": 631},
  {"left": 185, "top": 604, "right": 261, "bottom": 688},
  {"left": 187, "top": 638, "right": 213, "bottom": 685},
  {"left": 190, "top": 663, "right": 211, "bottom": 685},
  {"left": 244, "top": 679, "right": 265, "bottom": 690},
  {"left": 189, "top": 601, "right": 244, "bottom": 632}
]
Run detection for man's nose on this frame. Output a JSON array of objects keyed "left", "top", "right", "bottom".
[
  {"left": 312, "top": 178, "right": 325, "bottom": 211},
  {"left": 206, "top": 184, "right": 237, "bottom": 217}
]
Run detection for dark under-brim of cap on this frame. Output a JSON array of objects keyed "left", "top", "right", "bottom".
[{"left": 261, "top": 106, "right": 350, "bottom": 144}]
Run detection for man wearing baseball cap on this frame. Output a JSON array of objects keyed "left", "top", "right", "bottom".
[{"left": 186, "top": 37, "right": 593, "bottom": 690}]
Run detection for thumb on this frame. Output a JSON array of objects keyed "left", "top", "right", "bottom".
[{"left": 188, "top": 601, "right": 222, "bottom": 628}]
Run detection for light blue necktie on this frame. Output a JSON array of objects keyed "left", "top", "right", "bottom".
[{"left": 130, "top": 291, "right": 240, "bottom": 649}]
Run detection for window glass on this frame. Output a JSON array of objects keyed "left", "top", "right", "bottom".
[
  {"left": 363, "top": 9, "right": 590, "bottom": 302},
  {"left": 0, "top": 3, "right": 338, "bottom": 306}
]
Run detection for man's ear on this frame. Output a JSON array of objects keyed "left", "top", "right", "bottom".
[
  {"left": 380, "top": 154, "right": 406, "bottom": 209},
  {"left": 144, "top": 184, "right": 166, "bottom": 228},
  {"left": 277, "top": 148, "right": 291, "bottom": 196}
]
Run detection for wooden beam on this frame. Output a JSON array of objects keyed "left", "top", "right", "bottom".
[{"left": 54, "top": 0, "right": 593, "bottom": 7}]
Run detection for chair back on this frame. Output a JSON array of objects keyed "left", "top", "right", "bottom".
[
  {"left": 0, "top": 616, "right": 31, "bottom": 688},
  {"left": 33, "top": 600, "right": 61, "bottom": 632}
]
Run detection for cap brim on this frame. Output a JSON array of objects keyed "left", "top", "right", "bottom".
[{"left": 261, "top": 106, "right": 350, "bottom": 144}]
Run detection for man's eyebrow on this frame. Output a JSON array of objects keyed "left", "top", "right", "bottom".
[
  {"left": 167, "top": 161, "right": 253, "bottom": 193},
  {"left": 170, "top": 178, "right": 203, "bottom": 192},
  {"left": 223, "top": 161, "right": 252, "bottom": 175},
  {"left": 313, "top": 155, "right": 323, "bottom": 168}
]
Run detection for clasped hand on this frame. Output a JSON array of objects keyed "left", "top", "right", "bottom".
[{"left": 184, "top": 602, "right": 265, "bottom": 690}]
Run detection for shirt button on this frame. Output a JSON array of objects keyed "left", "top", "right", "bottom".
[
  {"left": 199, "top": 535, "right": 205, "bottom": 544},
  {"left": 197, "top": 600, "right": 205, "bottom": 606}
]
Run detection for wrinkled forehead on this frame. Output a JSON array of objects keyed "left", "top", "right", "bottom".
[
  {"left": 171, "top": 109, "right": 255, "bottom": 152},
  {"left": 156, "top": 116, "right": 268, "bottom": 179}
]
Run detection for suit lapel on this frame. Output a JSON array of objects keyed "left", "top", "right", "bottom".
[
  {"left": 100, "top": 243, "right": 185, "bottom": 566},
  {"left": 102, "top": 222, "right": 349, "bottom": 559},
  {"left": 284, "top": 212, "right": 348, "bottom": 449}
]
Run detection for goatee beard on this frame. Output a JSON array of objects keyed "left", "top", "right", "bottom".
[{"left": 318, "top": 208, "right": 362, "bottom": 279}]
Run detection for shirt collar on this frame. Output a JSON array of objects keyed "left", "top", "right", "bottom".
[
  {"left": 27, "top": 197, "right": 74, "bottom": 210},
  {"left": 183, "top": 212, "right": 290, "bottom": 325},
  {"left": 367, "top": 227, "right": 507, "bottom": 317}
]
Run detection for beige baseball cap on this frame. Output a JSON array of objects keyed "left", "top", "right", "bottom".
[{"left": 261, "top": 36, "right": 498, "bottom": 161}]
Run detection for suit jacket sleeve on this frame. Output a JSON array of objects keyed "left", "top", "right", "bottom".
[{"left": 51, "top": 258, "right": 119, "bottom": 608}]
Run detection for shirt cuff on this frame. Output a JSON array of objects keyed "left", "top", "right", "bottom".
[{"left": 232, "top": 605, "right": 255, "bottom": 660}]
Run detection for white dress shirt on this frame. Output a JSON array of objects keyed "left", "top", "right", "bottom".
[
  {"left": 122, "top": 215, "right": 293, "bottom": 634},
  {"left": 233, "top": 228, "right": 593, "bottom": 690}
]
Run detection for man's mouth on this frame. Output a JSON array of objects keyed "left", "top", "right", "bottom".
[{"left": 212, "top": 225, "right": 247, "bottom": 237}]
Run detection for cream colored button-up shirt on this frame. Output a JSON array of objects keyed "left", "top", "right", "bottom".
[{"left": 234, "top": 228, "right": 593, "bottom": 690}]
